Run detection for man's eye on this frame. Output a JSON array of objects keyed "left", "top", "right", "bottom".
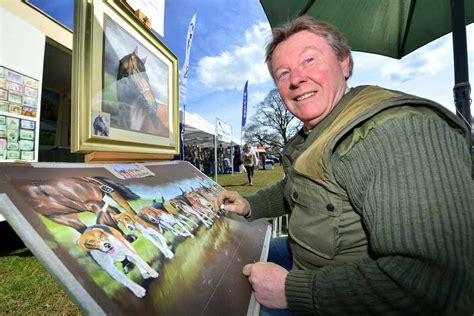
[
  {"left": 276, "top": 70, "right": 289, "bottom": 81},
  {"left": 304, "top": 57, "right": 314, "bottom": 65}
]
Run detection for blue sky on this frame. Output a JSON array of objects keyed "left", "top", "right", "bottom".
[{"left": 31, "top": 0, "right": 473, "bottom": 142}]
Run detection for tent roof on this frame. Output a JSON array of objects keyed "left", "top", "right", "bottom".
[{"left": 182, "top": 110, "right": 242, "bottom": 147}]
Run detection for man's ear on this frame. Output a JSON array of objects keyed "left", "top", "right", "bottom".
[{"left": 340, "top": 55, "right": 350, "bottom": 79}]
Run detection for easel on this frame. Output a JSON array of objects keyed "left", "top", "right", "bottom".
[{"left": 86, "top": 1, "right": 168, "bottom": 163}]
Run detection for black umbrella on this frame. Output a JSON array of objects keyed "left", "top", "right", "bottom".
[{"left": 260, "top": 0, "right": 473, "bottom": 140}]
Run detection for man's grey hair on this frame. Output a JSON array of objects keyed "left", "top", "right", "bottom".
[{"left": 265, "top": 16, "right": 354, "bottom": 81}]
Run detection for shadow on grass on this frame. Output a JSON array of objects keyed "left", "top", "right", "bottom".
[
  {"left": 0, "top": 221, "right": 30, "bottom": 256},
  {"left": 223, "top": 183, "right": 249, "bottom": 187}
]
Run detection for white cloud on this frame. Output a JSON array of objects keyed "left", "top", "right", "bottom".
[
  {"left": 381, "top": 39, "right": 451, "bottom": 84},
  {"left": 378, "top": 25, "right": 474, "bottom": 85},
  {"left": 197, "top": 22, "right": 272, "bottom": 90},
  {"left": 250, "top": 91, "right": 267, "bottom": 105},
  {"left": 352, "top": 52, "right": 388, "bottom": 71}
]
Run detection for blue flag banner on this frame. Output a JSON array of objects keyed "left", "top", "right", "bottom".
[{"left": 241, "top": 80, "right": 248, "bottom": 129}]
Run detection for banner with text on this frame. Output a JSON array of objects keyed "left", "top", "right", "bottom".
[
  {"left": 179, "top": 14, "right": 197, "bottom": 105},
  {"left": 216, "top": 118, "right": 232, "bottom": 143},
  {"left": 241, "top": 80, "right": 248, "bottom": 130}
]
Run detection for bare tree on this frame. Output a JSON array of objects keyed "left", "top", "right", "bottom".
[{"left": 244, "top": 89, "right": 301, "bottom": 151}]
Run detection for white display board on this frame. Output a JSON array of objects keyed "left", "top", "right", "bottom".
[{"left": 0, "top": 7, "right": 45, "bottom": 163}]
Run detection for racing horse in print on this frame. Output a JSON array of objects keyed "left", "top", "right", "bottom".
[
  {"left": 20, "top": 177, "right": 140, "bottom": 236},
  {"left": 116, "top": 47, "right": 169, "bottom": 136},
  {"left": 93, "top": 115, "right": 109, "bottom": 136}
]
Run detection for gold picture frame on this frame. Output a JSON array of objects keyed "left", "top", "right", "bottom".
[{"left": 71, "top": 0, "right": 179, "bottom": 154}]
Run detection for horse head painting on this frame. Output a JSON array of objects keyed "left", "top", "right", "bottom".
[
  {"left": 93, "top": 114, "right": 109, "bottom": 136},
  {"left": 116, "top": 47, "right": 169, "bottom": 136}
]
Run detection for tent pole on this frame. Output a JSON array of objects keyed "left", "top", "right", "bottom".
[
  {"left": 214, "top": 134, "right": 218, "bottom": 183},
  {"left": 450, "top": 0, "right": 472, "bottom": 148}
]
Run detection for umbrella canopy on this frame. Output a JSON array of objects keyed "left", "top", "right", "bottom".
[
  {"left": 260, "top": 0, "right": 473, "bottom": 59},
  {"left": 260, "top": 0, "right": 473, "bottom": 136}
]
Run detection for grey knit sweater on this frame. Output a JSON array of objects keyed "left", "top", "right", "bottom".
[{"left": 247, "top": 112, "right": 473, "bottom": 314}]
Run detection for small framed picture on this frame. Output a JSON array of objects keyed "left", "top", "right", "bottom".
[
  {"left": 8, "top": 92, "right": 22, "bottom": 104},
  {"left": 6, "top": 81, "right": 23, "bottom": 94},
  {"left": 19, "top": 139, "right": 34, "bottom": 151},
  {"left": 91, "top": 111, "right": 110, "bottom": 138},
  {"left": 5, "top": 69, "right": 24, "bottom": 84},
  {"left": 24, "top": 86, "right": 38, "bottom": 98},
  {"left": 0, "top": 124, "right": 6, "bottom": 138},
  {"left": 22, "top": 95, "right": 37, "bottom": 108},
  {"left": 7, "top": 141, "right": 19, "bottom": 151},
  {"left": 0, "top": 101, "right": 8, "bottom": 111},
  {"left": 21, "top": 106, "right": 37, "bottom": 118},
  {"left": 0, "top": 89, "right": 7, "bottom": 101},
  {"left": 24, "top": 76, "right": 39, "bottom": 89},
  {"left": 20, "top": 119, "right": 35, "bottom": 130},
  {"left": 6, "top": 150, "right": 20, "bottom": 160},
  {"left": 6, "top": 117, "right": 19, "bottom": 129},
  {"left": 20, "top": 129, "right": 35, "bottom": 140},
  {"left": 8, "top": 103, "right": 22, "bottom": 115},
  {"left": 7, "top": 129, "right": 19, "bottom": 142},
  {"left": 20, "top": 150, "right": 35, "bottom": 160}
]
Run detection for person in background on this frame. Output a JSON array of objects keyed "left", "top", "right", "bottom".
[
  {"left": 216, "top": 16, "right": 473, "bottom": 315},
  {"left": 241, "top": 143, "right": 257, "bottom": 185}
]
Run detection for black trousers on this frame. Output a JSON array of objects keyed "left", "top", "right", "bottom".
[{"left": 244, "top": 165, "right": 254, "bottom": 183}]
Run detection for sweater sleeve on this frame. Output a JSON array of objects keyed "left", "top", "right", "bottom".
[
  {"left": 285, "top": 113, "right": 474, "bottom": 315},
  {"left": 245, "top": 179, "right": 291, "bottom": 220}
]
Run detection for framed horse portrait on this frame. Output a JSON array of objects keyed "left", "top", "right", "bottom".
[{"left": 71, "top": 0, "right": 179, "bottom": 155}]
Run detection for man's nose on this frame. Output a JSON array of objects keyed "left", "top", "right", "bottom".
[{"left": 289, "top": 67, "right": 306, "bottom": 88}]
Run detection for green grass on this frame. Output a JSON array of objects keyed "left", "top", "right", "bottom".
[{"left": 0, "top": 165, "right": 284, "bottom": 314}]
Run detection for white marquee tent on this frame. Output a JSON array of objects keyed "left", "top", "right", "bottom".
[{"left": 181, "top": 110, "right": 241, "bottom": 147}]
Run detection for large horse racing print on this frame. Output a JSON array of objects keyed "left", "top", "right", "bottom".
[
  {"left": 0, "top": 161, "right": 270, "bottom": 315},
  {"left": 71, "top": 0, "right": 179, "bottom": 154}
]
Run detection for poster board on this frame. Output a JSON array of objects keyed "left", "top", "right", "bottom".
[
  {"left": 0, "top": 7, "right": 45, "bottom": 162},
  {"left": 0, "top": 161, "right": 270, "bottom": 315}
]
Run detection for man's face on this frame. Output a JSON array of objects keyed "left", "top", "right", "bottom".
[{"left": 272, "top": 30, "right": 350, "bottom": 128}]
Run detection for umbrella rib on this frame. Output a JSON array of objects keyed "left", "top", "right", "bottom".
[
  {"left": 399, "top": 0, "right": 417, "bottom": 58},
  {"left": 298, "top": 0, "right": 316, "bottom": 17}
]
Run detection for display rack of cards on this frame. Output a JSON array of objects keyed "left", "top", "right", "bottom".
[{"left": 0, "top": 66, "right": 40, "bottom": 162}]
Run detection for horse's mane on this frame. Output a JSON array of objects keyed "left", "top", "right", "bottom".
[{"left": 94, "top": 176, "right": 140, "bottom": 200}]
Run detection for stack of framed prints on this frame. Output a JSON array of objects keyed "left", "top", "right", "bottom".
[
  {"left": 0, "top": 161, "right": 270, "bottom": 315},
  {"left": 0, "top": 66, "right": 40, "bottom": 162}
]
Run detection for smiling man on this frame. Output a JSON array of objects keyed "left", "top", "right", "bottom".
[{"left": 215, "top": 16, "right": 473, "bottom": 315}]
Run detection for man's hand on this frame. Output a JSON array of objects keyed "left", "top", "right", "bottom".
[
  {"left": 243, "top": 262, "right": 288, "bottom": 309},
  {"left": 214, "top": 191, "right": 251, "bottom": 217}
]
